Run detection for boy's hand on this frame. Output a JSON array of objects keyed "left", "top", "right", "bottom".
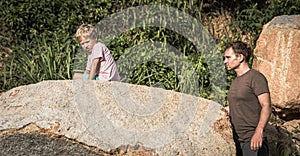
[{"left": 82, "top": 74, "right": 89, "bottom": 80}]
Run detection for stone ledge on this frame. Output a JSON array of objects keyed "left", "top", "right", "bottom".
[{"left": 0, "top": 80, "right": 235, "bottom": 155}]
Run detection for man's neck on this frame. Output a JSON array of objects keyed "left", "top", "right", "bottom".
[{"left": 235, "top": 63, "right": 250, "bottom": 77}]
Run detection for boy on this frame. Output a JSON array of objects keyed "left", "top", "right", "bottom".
[{"left": 73, "top": 24, "right": 120, "bottom": 81}]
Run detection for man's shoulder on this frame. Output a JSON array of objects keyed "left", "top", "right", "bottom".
[
  {"left": 250, "top": 69, "right": 265, "bottom": 76},
  {"left": 249, "top": 69, "right": 268, "bottom": 81}
]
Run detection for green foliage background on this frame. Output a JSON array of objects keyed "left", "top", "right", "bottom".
[{"left": 1, "top": 0, "right": 300, "bottom": 106}]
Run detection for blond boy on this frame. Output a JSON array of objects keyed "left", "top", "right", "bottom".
[{"left": 73, "top": 24, "right": 120, "bottom": 81}]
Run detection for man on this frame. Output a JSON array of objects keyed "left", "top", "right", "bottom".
[{"left": 224, "top": 41, "right": 271, "bottom": 156}]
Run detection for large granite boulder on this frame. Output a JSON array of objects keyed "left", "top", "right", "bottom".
[
  {"left": 0, "top": 80, "right": 235, "bottom": 155},
  {"left": 253, "top": 15, "right": 300, "bottom": 120},
  {"left": 253, "top": 15, "right": 300, "bottom": 153}
]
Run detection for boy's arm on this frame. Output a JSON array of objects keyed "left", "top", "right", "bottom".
[
  {"left": 84, "top": 70, "right": 89, "bottom": 74},
  {"left": 88, "top": 58, "right": 100, "bottom": 80}
]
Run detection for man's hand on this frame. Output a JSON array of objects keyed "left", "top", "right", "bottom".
[{"left": 251, "top": 128, "right": 263, "bottom": 151}]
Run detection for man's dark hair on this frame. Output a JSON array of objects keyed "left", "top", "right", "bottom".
[{"left": 225, "top": 41, "right": 252, "bottom": 63}]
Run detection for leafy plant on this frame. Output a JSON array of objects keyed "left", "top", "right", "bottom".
[
  {"left": 0, "top": 32, "right": 76, "bottom": 91},
  {"left": 235, "top": 0, "right": 300, "bottom": 43},
  {"left": 1, "top": 0, "right": 300, "bottom": 106},
  {"left": 275, "top": 139, "right": 300, "bottom": 156}
]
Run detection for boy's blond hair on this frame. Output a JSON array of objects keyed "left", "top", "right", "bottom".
[{"left": 75, "top": 24, "right": 98, "bottom": 42}]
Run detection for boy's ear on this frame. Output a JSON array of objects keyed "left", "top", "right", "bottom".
[{"left": 77, "top": 36, "right": 84, "bottom": 43}]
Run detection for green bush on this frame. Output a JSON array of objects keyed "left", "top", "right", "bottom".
[
  {"left": 1, "top": 0, "right": 299, "bottom": 106},
  {"left": 1, "top": 31, "right": 76, "bottom": 89},
  {"left": 235, "top": 0, "right": 300, "bottom": 43}
]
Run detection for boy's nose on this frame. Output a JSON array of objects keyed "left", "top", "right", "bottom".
[{"left": 83, "top": 44, "right": 88, "bottom": 49}]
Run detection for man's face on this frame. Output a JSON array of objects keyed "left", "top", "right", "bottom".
[
  {"left": 79, "top": 37, "right": 97, "bottom": 52},
  {"left": 223, "top": 47, "right": 243, "bottom": 71}
]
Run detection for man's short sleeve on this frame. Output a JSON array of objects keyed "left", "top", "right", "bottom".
[{"left": 252, "top": 72, "right": 270, "bottom": 96}]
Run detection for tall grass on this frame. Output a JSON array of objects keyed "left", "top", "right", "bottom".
[
  {"left": 0, "top": 32, "right": 76, "bottom": 91},
  {"left": 1, "top": 0, "right": 299, "bottom": 103}
]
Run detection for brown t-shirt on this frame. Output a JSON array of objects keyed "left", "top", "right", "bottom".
[{"left": 228, "top": 69, "right": 269, "bottom": 142}]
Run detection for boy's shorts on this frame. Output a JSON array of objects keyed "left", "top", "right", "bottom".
[{"left": 82, "top": 74, "right": 99, "bottom": 80}]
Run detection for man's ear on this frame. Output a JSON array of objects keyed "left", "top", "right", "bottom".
[{"left": 239, "top": 54, "right": 245, "bottom": 63}]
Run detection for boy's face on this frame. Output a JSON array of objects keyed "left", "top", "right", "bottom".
[{"left": 79, "top": 37, "right": 97, "bottom": 52}]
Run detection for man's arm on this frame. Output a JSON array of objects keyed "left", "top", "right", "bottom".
[
  {"left": 88, "top": 58, "right": 100, "bottom": 80},
  {"left": 251, "top": 92, "right": 271, "bottom": 151}
]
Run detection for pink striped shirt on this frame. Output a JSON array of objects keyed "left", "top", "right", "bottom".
[{"left": 86, "top": 43, "right": 120, "bottom": 81}]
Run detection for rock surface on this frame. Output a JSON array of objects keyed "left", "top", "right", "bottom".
[
  {"left": 253, "top": 15, "right": 300, "bottom": 154},
  {"left": 253, "top": 15, "right": 300, "bottom": 120},
  {"left": 0, "top": 80, "right": 235, "bottom": 155}
]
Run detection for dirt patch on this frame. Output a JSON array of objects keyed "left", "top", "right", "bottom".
[
  {"left": 109, "top": 142, "right": 158, "bottom": 156},
  {"left": 213, "top": 107, "right": 233, "bottom": 143},
  {"left": 0, "top": 123, "right": 159, "bottom": 156}
]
